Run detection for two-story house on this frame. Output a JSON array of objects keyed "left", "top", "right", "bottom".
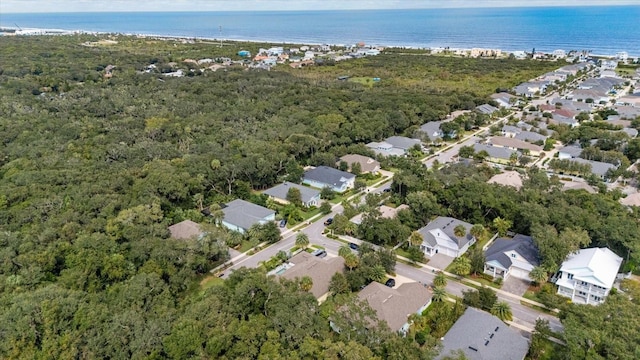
[
  {"left": 553, "top": 247, "right": 622, "bottom": 305},
  {"left": 416, "top": 217, "right": 475, "bottom": 258},
  {"left": 484, "top": 234, "right": 540, "bottom": 280}
]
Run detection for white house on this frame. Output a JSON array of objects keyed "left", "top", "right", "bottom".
[
  {"left": 302, "top": 166, "right": 355, "bottom": 193},
  {"left": 484, "top": 234, "right": 540, "bottom": 280},
  {"left": 221, "top": 199, "right": 276, "bottom": 234},
  {"left": 417, "top": 217, "right": 476, "bottom": 258},
  {"left": 553, "top": 247, "right": 623, "bottom": 305}
]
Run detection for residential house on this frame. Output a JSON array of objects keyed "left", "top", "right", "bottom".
[
  {"left": 553, "top": 247, "right": 623, "bottom": 305},
  {"left": 367, "top": 136, "right": 421, "bottom": 156},
  {"left": 487, "top": 171, "right": 523, "bottom": 190},
  {"left": 514, "top": 131, "right": 547, "bottom": 143},
  {"left": 280, "top": 252, "right": 345, "bottom": 299},
  {"left": 263, "top": 182, "right": 321, "bottom": 208},
  {"left": 338, "top": 154, "right": 380, "bottom": 174},
  {"left": 417, "top": 121, "right": 457, "bottom": 144},
  {"left": 514, "top": 81, "right": 548, "bottom": 98},
  {"left": 357, "top": 281, "right": 432, "bottom": 333},
  {"left": 558, "top": 144, "right": 583, "bottom": 159},
  {"left": 473, "top": 143, "right": 520, "bottom": 165},
  {"left": 501, "top": 125, "right": 522, "bottom": 138},
  {"left": 168, "top": 220, "right": 203, "bottom": 240},
  {"left": 490, "top": 92, "right": 517, "bottom": 108},
  {"left": 484, "top": 234, "right": 540, "bottom": 280},
  {"left": 351, "top": 204, "right": 409, "bottom": 225},
  {"left": 488, "top": 136, "right": 543, "bottom": 156},
  {"left": 221, "top": 199, "right": 276, "bottom": 234},
  {"left": 620, "top": 193, "right": 640, "bottom": 207},
  {"left": 437, "top": 307, "right": 529, "bottom": 360},
  {"left": 568, "top": 157, "right": 618, "bottom": 179},
  {"left": 417, "top": 217, "right": 476, "bottom": 258},
  {"left": 302, "top": 166, "right": 356, "bottom": 193},
  {"left": 475, "top": 103, "right": 499, "bottom": 115},
  {"left": 385, "top": 136, "right": 422, "bottom": 152}
]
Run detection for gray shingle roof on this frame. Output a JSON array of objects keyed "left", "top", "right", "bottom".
[
  {"left": 437, "top": 307, "right": 529, "bottom": 360},
  {"left": 485, "top": 234, "right": 540, "bottom": 270},
  {"left": 419, "top": 121, "right": 444, "bottom": 141},
  {"left": 338, "top": 154, "right": 380, "bottom": 173},
  {"left": 514, "top": 131, "right": 547, "bottom": 143},
  {"left": 559, "top": 144, "right": 582, "bottom": 158},
  {"left": 570, "top": 158, "right": 618, "bottom": 177},
  {"left": 418, "top": 216, "right": 474, "bottom": 249},
  {"left": 262, "top": 182, "right": 320, "bottom": 204},
  {"left": 358, "top": 281, "right": 432, "bottom": 332},
  {"left": 476, "top": 103, "right": 499, "bottom": 114},
  {"left": 303, "top": 166, "right": 355, "bottom": 188},
  {"left": 385, "top": 136, "right": 421, "bottom": 150},
  {"left": 473, "top": 143, "right": 519, "bottom": 160},
  {"left": 222, "top": 199, "right": 275, "bottom": 231}
]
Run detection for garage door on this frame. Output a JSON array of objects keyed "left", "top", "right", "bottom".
[{"left": 510, "top": 268, "right": 530, "bottom": 280}]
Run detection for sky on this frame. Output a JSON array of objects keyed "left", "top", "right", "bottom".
[{"left": 1, "top": 0, "right": 638, "bottom": 13}]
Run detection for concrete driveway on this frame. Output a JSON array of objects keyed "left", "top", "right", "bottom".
[
  {"left": 428, "top": 253, "right": 454, "bottom": 270},
  {"left": 502, "top": 277, "right": 532, "bottom": 297}
]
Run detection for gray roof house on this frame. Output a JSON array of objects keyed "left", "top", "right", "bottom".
[
  {"left": 385, "top": 136, "right": 422, "bottom": 150},
  {"left": 558, "top": 144, "right": 583, "bottom": 159},
  {"left": 569, "top": 158, "right": 618, "bottom": 179},
  {"left": 417, "top": 217, "right": 476, "bottom": 258},
  {"left": 490, "top": 92, "right": 517, "bottom": 108},
  {"left": 515, "top": 131, "right": 547, "bottom": 143},
  {"left": 303, "top": 166, "right": 356, "bottom": 193},
  {"left": 367, "top": 136, "right": 421, "bottom": 157},
  {"left": 418, "top": 121, "right": 445, "bottom": 143},
  {"left": 473, "top": 143, "right": 520, "bottom": 165},
  {"left": 501, "top": 125, "right": 522, "bottom": 138},
  {"left": 358, "top": 281, "right": 432, "bottom": 333},
  {"left": 263, "top": 182, "right": 321, "bottom": 208},
  {"left": 168, "top": 220, "right": 203, "bottom": 240},
  {"left": 437, "top": 307, "right": 529, "bottom": 360},
  {"left": 221, "top": 199, "right": 276, "bottom": 234},
  {"left": 476, "top": 103, "right": 499, "bottom": 115},
  {"left": 484, "top": 234, "right": 540, "bottom": 280}
]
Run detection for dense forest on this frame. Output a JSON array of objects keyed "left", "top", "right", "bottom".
[{"left": 2, "top": 34, "right": 636, "bottom": 359}]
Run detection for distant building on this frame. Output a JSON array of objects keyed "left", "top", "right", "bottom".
[
  {"left": 221, "top": 199, "right": 276, "bottom": 234},
  {"left": 338, "top": 154, "right": 380, "bottom": 174},
  {"left": 437, "top": 307, "right": 529, "bottom": 360},
  {"left": 553, "top": 247, "right": 622, "bottom": 305}
]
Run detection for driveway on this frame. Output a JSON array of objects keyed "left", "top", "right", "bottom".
[
  {"left": 502, "top": 277, "right": 531, "bottom": 297},
  {"left": 428, "top": 253, "right": 454, "bottom": 270}
]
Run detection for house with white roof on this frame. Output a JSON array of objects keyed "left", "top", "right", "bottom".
[
  {"left": 416, "top": 217, "right": 476, "bottom": 258},
  {"left": 552, "top": 247, "right": 623, "bottom": 305}
]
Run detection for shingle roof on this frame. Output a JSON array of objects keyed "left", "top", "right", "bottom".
[
  {"left": 168, "top": 220, "right": 202, "bottom": 240},
  {"left": 485, "top": 234, "right": 540, "bottom": 270},
  {"left": 262, "top": 182, "right": 320, "bottom": 204},
  {"left": 338, "top": 154, "right": 380, "bottom": 173},
  {"left": 569, "top": 158, "right": 618, "bottom": 177},
  {"left": 419, "top": 121, "right": 444, "bottom": 141},
  {"left": 473, "top": 143, "right": 519, "bottom": 160},
  {"left": 418, "top": 217, "right": 474, "bottom": 250},
  {"left": 559, "top": 248, "right": 622, "bottom": 288},
  {"left": 487, "top": 171, "right": 523, "bottom": 189},
  {"left": 358, "top": 281, "right": 432, "bottom": 332},
  {"left": 437, "top": 307, "right": 529, "bottom": 360},
  {"left": 222, "top": 199, "right": 275, "bottom": 231},
  {"left": 385, "top": 136, "right": 421, "bottom": 150},
  {"left": 514, "top": 131, "right": 547, "bottom": 143},
  {"left": 281, "top": 252, "right": 345, "bottom": 298},
  {"left": 489, "top": 136, "right": 543, "bottom": 153},
  {"left": 303, "top": 166, "right": 355, "bottom": 188},
  {"left": 620, "top": 192, "right": 640, "bottom": 207},
  {"left": 476, "top": 104, "right": 499, "bottom": 114},
  {"left": 559, "top": 145, "right": 583, "bottom": 158}
]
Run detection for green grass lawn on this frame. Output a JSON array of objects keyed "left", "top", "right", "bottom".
[
  {"left": 200, "top": 275, "right": 225, "bottom": 290},
  {"left": 395, "top": 248, "right": 428, "bottom": 264},
  {"left": 237, "top": 239, "right": 259, "bottom": 253},
  {"left": 348, "top": 77, "right": 378, "bottom": 87}
]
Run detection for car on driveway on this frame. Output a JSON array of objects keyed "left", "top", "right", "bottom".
[
  {"left": 385, "top": 278, "right": 396, "bottom": 288},
  {"left": 324, "top": 218, "right": 333, "bottom": 226},
  {"left": 311, "top": 249, "right": 327, "bottom": 258},
  {"left": 349, "top": 242, "right": 359, "bottom": 251}
]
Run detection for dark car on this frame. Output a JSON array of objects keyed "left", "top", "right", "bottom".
[
  {"left": 279, "top": 219, "right": 287, "bottom": 228},
  {"left": 385, "top": 278, "right": 396, "bottom": 288},
  {"left": 382, "top": 188, "right": 392, "bottom": 193},
  {"left": 311, "top": 249, "right": 327, "bottom": 258},
  {"left": 324, "top": 218, "right": 333, "bottom": 226},
  {"left": 349, "top": 242, "right": 359, "bottom": 251}
]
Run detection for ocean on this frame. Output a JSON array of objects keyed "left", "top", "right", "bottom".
[{"left": 2, "top": 6, "right": 639, "bottom": 56}]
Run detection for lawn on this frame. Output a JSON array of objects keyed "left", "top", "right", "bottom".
[
  {"left": 395, "top": 247, "right": 428, "bottom": 264},
  {"left": 236, "top": 239, "right": 259, "bottom": 253},
  {"left": 200, "top": 275, "right": 225, "bottom": 290},
  {"left": 348, "top": 77, "right": 379, "bottom": 87}
]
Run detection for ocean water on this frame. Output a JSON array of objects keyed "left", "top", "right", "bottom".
[{"left": 2, "top": 6, "right": 639, "bottom": 56}]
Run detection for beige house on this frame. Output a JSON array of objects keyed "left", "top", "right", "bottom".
[
  {"left": 338, "top": 154, "right": 381, "bottom": 174},
  {"left": 280, "top": 252, "right": 345, "bottom": 299},
  {"left": 168, "top": 220, "right": 203, "bottom": 240},
  {"left": 489, "top": 136, "right": 543, "bottom": 157}
]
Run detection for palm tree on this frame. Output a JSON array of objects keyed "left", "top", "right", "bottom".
[
  {"left": 344, "top": 253, "right": 360, "bottom": 271},
  {"left": 470, "top": 224, "right": 485, "bottom": 241},
  {"left": 491, "top": 301, "right": 513, "bottom": 321},
  {"left": 209, "top": 203, "right": 224, "bottom": 226},
  {"left": 409, "top": 231, "right": 423, "bottom": 247},
  {"left": 433, "top": 271, "right": 447, "bottom": 288},
  {"left": 300, "top": 276, "right": 313, "bottom": 292},
  {"left": 338, "top": 245, "right": 351, "bottom": 258},
  {"left": 295, "top": 233, "right": 310, "bottom": 250},
  {"left": 432, "top": 286, "right": 447, "bottom": 302},
  {"left": 368, "top": 265, "right": 387, "bottom": 283},
  {"left": 450, "top": 256, "right": 471, "bottom": 277},
  {"left": 453, "top": 224, "right": 466, "bottom": 238},
  {"left": 529, "top": 266, "right": 548, "bottom": 287}
]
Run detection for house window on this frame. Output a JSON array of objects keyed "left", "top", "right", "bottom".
[
  {"left": 511, "top": 253, "right": 516, "bottom": 258},
  {"left": 567, "top": 273, "right": 574, "bottom": 280}
]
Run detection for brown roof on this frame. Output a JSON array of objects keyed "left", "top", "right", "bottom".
[
  {"left": 358, "top": 282, "right": 432, "bottom": 331},
  {"left": 487, "top": 171, "right": 523, "bottom": 189},
  {"left": 620, "top": 193, "right": 640, "bottom": 207},
  {"left": 168, "top": 220, "right": 202, "bottom": 240},
  {"left": 489, "top": 136, "right": 543, "bottom": 152},
  {"left": 554, "top": 108, "right": 577, "bottom": 118},
  {"left": 338, "top": 154, "right": 381, "bottom": 174},
  {"left": 281, "top": 252, "right": 345, "bottom": 298}
]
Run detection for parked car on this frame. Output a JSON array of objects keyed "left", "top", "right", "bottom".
[
  {"left": 311, "top": 249, "right": 327, "bottom": 258},
  {"left": 382, "top": 188, "right": 391, "bottom": 193},
  {"left": 385, "top": 278, "right": 396, "bottom": 288},
  {"left": 279, "top": 219, "right": 287, "bottom": 228},
  {"left": 349, "top": 242, "right": 359, "bottom": 251},
  {"left": 324, "top": 218, "right": 333, "bottom": 226}
]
